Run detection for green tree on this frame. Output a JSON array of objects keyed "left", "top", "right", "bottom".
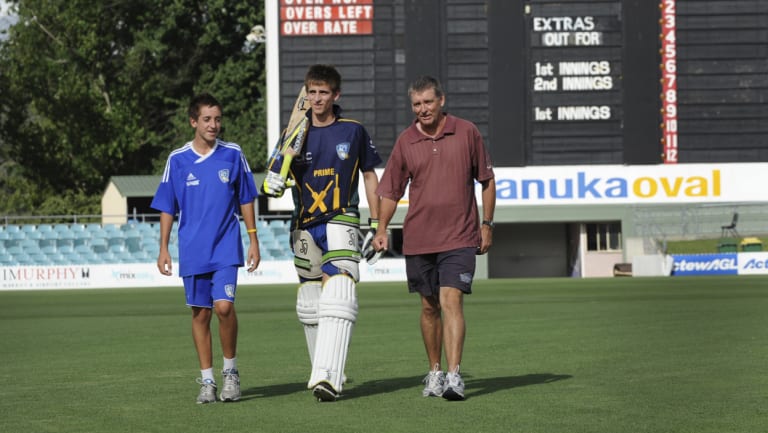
[{"left": 0, "top": 0, "right": 267, "bottom": 216}]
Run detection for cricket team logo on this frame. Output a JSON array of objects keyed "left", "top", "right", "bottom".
[
  {"left": 218, "top": 169, "right": 230, "bottom": 183},
  {"left": 336, "top": 142, "right": 350, "bottom": 160}
]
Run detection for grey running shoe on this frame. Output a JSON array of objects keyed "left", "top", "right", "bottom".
[
  {"left": 442, "top": 372, "right": 465, "bottom": 401},
  {"left": 196, "top": 378, "right": 217, "bottom": 404},
  {"left": 312, "top": 382, "right": 338, "bottom": 402},
  {"left": 220, "top": 369, "right": 241, "bottom": 402},
  {"left": 422, "top": 370, "right": 445, "bottom": 397}
]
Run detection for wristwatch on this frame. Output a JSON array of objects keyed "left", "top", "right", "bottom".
[{"left": 482, "top": 220, "right": 495, "bottom": 229}]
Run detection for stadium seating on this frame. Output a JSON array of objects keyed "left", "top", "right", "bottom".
[{"left": 1, "top": 220, "right": 294, "bottom": 265}]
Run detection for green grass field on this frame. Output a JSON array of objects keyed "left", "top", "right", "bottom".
[{"left": 2, "top": 276, "right": 768, "bottom": 433}]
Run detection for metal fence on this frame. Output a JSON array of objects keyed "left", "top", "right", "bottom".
[{"left": 632, "top": 202, "right": 768, "bottom": 254}]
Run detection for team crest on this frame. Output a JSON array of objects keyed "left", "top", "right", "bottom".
[
  {"left": 218, "top": 169, "right": 230, "bottom": 183},
  {"left": 224, "top": 284, "right": 235, "bottom": 298},
  {"left": 336, "top": 142, "right": 350, "bottom": 160}
]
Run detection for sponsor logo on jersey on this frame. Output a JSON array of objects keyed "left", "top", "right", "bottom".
[
  {"left": 218, "top": 169, "right": 230, "bottom": 183},
  {"left": 186, "top": 173, "right": 200, "bottom": 186},
  {"left": 336, "top": 142, "right": 350, "bottom": 160}
]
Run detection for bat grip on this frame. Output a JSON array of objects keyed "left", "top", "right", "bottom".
[{"left": 279, "top": 153, "right": 294, "bottom": 186}]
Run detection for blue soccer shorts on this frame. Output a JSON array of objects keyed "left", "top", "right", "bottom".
[{"left": 182, "top": 266, "right": 239, "bottom": 308}]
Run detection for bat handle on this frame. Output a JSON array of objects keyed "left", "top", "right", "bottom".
[{"left": 280, "top": 153, "right": 295, "bottom": 186}]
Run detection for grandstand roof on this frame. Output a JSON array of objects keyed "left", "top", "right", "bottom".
[
  {"left": 109, "top": 175, "right": 159, "bottom": 197},
  {"left": 107, "top": 173, "right": 268, "bottom": 197}
]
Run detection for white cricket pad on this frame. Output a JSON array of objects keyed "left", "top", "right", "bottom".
[
  {"left": 308, "top": 275, "right": 358, "bottom": 394},
  {"left": 296, "top": 281, "right": 322, "bottom": 365}
]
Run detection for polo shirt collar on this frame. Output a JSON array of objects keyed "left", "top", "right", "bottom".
[{"left": 404, "top": 113, "right": 456, "bottom": 144}]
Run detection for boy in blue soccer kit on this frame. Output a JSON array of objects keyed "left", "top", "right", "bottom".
[
  {"left": 151, "top": 93, "right": 260, "bottom": 404},
  {"left": 263, "top": 64, "right": 381, "bottom": 401}
]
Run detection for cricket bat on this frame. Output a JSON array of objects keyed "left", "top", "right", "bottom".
[{"left": 263, "top": 86, "right": 310, "bottom": 195}]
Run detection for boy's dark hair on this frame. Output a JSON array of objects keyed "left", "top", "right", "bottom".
[
  {"left": 305, "top": 64, "right": 342, "bottom": 92},
  {"left": 408, "top": 75, "right": 444, "bottom": 98},
  {"left": 188, "top": 93, "right": 222, "bottom": 120}
]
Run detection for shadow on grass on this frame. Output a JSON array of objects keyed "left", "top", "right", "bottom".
[
  {"left": 241, "top": 381, "right": 308, "bottom": 400},
  {"left": 344, "top": 375, "right": 425, "bottom": 399},
  {"left": 464, "top": 373, "right": 572, "bottom": 399},
  {"left": 345, "top": 372, "right": 571, "bottom": 400}
]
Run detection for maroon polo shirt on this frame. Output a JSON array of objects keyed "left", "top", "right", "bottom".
[{"left": 377, "top": 114, "right": 495, "bottom": 255}]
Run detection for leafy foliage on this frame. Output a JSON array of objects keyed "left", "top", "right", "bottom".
[{"left": 0, "top": 0, "right": 267, "bottom": 215}]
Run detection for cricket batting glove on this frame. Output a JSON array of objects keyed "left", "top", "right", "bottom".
[
  {"left": 361, "top": 219, "right": 384, "bottom": 264},
  {"left": 263, "top": 170, "right": 287, "bottom": 198}
]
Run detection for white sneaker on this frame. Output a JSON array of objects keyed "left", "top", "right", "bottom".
[
  {"left": 442, "top": 372, "right": 465, "bottom": 401},
  {"left": 220, "top": 369, "right": 241, "bottom": 402},
  {"left": 422, "top": 370, "right": 445, "bottom": 397},
  {"left": 196, "top": 378, "right": 217, "bottom": 404}
]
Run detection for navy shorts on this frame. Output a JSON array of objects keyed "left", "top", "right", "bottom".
[
  {"left": 182, "top": 266, "right": 239, "bottom": 308},
  {"left": 405, "top": 247, "right": 476, "bottom": 297}
]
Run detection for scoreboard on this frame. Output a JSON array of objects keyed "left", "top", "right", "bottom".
[
  {"left": 275, "top": 0, "right": 768, "bottom": 167},
  {"left": 525, "top": 1, "right": 625, "bottom": 164}
]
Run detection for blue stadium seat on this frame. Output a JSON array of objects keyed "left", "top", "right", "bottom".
[
  {"left": 57, "top": 245, "right": 75, "bottom": 255},
  {"left": 28, "top": 252, "right": 52, "bottom": 265},
  {"left": 90, "top": 228, "right": 109, "bottom": 240},
  {"left": 6, "top": 245, "right": 23, "bottom": 256},
  {"left": 0, "top": 252, "right": 13, "bottom": 265},
  {"left": 257, "top": 229, "right": 275, "bottom": 243},
  {"left": 65, "top": 252, "right": 85, "bottom": 264},
  {"left": 73, "top": 231, "right": 91, "bottom": 247},
  {"left": 131, "top": 250, "right": 152, "bottom": 262},
  {"left": 74, "top": 244, "right": 92, "bottom": 255},
  {"left": 20, "top": 238, "right": 39, "bottom": 253},
  {"left": 268, "top": 220, "right": 290, "bottom": 236},
  {"left": 50, "top": 254, "right": 69, "bottom": 265},
  {"left": 275, "top": 233, "right": 291, "bottom": 245},
  {"left": 8, "top": 231, "right": 26, "bottom": 247},
  {"left": 90, "top": 237, "right": 109, "bottom": 254},
  {"left": 125, "top": 235, "right": 142, "bottom": 253},
  {"left": 168, "top": 244, "right": 179, "bottom": 261},
  {"left": 38, "top": 228, "right": 55, "bottom": 246},
  {"left": 57, "top": 232, "right": 75, "bottom": 250},
  {"left": 85, "top": 223, "right": 103, "bottom": 233},
  {"left": 25, "top": 230, "right": 43, "bottom": 240},
  {"left": 40, "top": 244, "right": 57, "bottom": 255},
  {"left": 107, "top": 232, "right": 125, "bottom": 248},
  {"left": 15, "top": 254, "right": 34, "bottom": 265},
  {"left": 53, "top": 224, "right": 70, "bottom": 234}
]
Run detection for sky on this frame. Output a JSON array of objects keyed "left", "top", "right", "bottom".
[{"left": 0, "top": 0, "right": 17, "bottom": 40}]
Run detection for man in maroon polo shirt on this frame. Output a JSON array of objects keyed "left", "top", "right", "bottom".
[{"left": 373, "top": 75, "right": 496, "bottom": 401}]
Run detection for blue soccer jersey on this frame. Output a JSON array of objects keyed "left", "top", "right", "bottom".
[
  {"left": 287, "top": 108, "right": 382, "bottom": 228},
  {"left": 151, "top": 139, "right": 258, "bottom": 277}
]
